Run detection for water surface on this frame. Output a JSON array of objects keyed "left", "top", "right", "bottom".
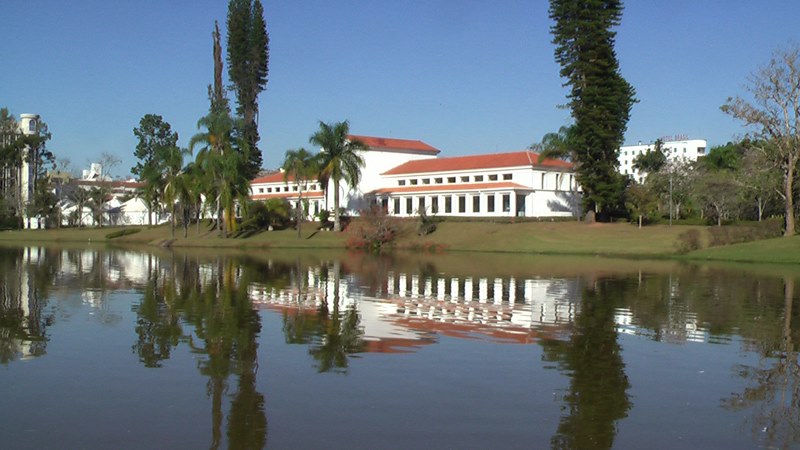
[{"left": 1, "top": 246, "right": 798, "bottom": 449}]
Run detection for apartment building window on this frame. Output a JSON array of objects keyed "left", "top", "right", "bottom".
[
  {"left": 434, "top": 177, "right": 443, "bottom": 184},
  {"left": 445, "top": 196, "right": 452, "bottom": 213},
  {"left": 458, "top": 196, "right": 466, "bottom": 213},
  {"left": 502, "top": 173, "right": 512, "bottom": 180},
  {"left": 422, "top": 178, "right": 430, "bottom": 185},
  {"left": 406, "top": 197, "right": 413, "bottom": 214},
  {"left": 502, "top": 194, "right": 510, "bottom": 212},
  {"left": 393, "top": 198, "right": 400, "bottom": 214},
  {"left": 488, "top": 174, "right": 498, "bottom": 181},
  {"left": 431, "top": 197, "right": 438, "bottom": 213},
  {"left": 460, "top": 176, "right": 469, "bottom": 182},
  {"left": 410, "top": 179, "right": 418, "bottom": 185},
  {"left": 472, "top": 195, "right": 480, "bottom": 213},
  {"left": 419, "top": 196, "right": 426, "bottom": 212},
  {"left": 487, "top": 195, "right": 495, "bottom": 213},
  {"left": 258, "top": 188, "right": 264, "bottom": 193},
  {"left": 398, "top": 180, "right": 406, "bottom": 186},
  {"left": 447, "top": 177, "right": 456, "bottom": 183},
  {"left": 474, "top": 175, "right": 484, "bottom": 182}
]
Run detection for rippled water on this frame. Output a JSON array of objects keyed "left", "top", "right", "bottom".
[{"left": 1, "top": 247, "right": 798, "bottom": 449}]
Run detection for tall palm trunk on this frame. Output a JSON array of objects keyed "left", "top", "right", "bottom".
[{"left": 333, "top": 178, "right": 341, "bottom": 232}]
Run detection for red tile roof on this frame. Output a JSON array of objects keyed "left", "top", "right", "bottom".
[
  {"left": 251, "top": 190, "right": 324, "bottom": 201},
  {"left": 251, "top": 172, "right": 294, "bottom": 184},
  {"left": 348, "top": 134, "right": 440, "bottom": 155},
  {"left": 370, "top": 182, "right": 531, "bottom": 195},
  {"left": 381, "top": 150, "right": 572, "bottom": 176}
]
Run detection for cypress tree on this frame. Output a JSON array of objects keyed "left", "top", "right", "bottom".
[
  {"left": 549, "top": 0, "right": 636, "bottom": 218},
  {"left": 227, "top": 0, "right": 269, "bottom": 179}
]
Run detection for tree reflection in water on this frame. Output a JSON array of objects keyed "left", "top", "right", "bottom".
[
  {"left": 282, "top": 260, "right": 367, "bottom": 373},
  {"left": 723, "top": 276, "right": 800, "bottom": 448},
  {"left": 0, "top": 247, "right": 55, "bottom": 363},
  {"left": 132, "top": 253, "right": 269, "bottom": 450},
  {"left": 541, "top": 277, "right": 632, "bottom": 449}
]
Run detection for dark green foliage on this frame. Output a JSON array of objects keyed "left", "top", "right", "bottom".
[
  {"left": 133, "top": 114, "right": 179, "bottom": 225},
  {"left": 227, "top": 0, "right": 269, "bottom": 179},
  {"left": 549, "top": 0, "right": 636, "bottom": 217},
  {"left": 632, "top": 139, "right": 667, "bottom": 174},
  {"left": 241, "top": 199, "right": 290, "bottom": 230},
  {"left": 105, "top": 228, "right": 142, "bottom": 239},
  {"left": 702, "top": 141, "right": 746, "bottom": 171}
]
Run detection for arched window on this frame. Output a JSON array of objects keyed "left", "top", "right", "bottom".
[{"left": 28, "top": 120, "right": 36, "bottom": 132}]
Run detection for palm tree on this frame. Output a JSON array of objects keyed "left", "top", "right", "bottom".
[
  {"left": 309, "top": 121, "right": 366, "bottom": 232},
  {"left": 189, "top": 110, "right": 250, "bottom": 238},
  {"left": 532, "top": 124, "right": 581, "bottom": 219},
  {"left": 162, "top": 146, "right": 191, "bottom": 238},
  {"left": 282, "top": 147, "right": 319, "bottom": 238}
]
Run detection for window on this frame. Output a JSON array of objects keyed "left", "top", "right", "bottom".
[
  {"left": 541, "top": 173, "right": 546, "bottom": 189},
  {"left": 266, "top": 187, "right": 272, "bottom": 193},
  {"left": 410, "top": 179, "right": 418, "bottom": 185},
  {"left": 474, "top": 175, "right": 484, "bottom": 182},
  {"left": 431, "top": 197, "right": 438, "bottom": 213},
  {"left": 398, "top": 180, "right": 406, "bottom": 186},
  {"left": 419, "top": 197, "right": 426, "bottom": 212},
  {"left": 292, "top": 186, "right": 298, "bottom": 191},
  {"left": 460, "top": 176, "right": 469, "bottom": 183},
  {"left": 447, "top": 177, "right": 456, "bottom": 183},
  {"left": 422, "top": 178, "right": 430, "bottom": 185},
  {"left": 502, "top": 194, "right": 510, "bottom": 212},
  {"left": 434, "top": 177, "right": 443, "bottom": 184},
  {"left": 488, "top": 174, "right": 498, "bottom": 181},
  {"left": 258, "top": 188, "right": 264, "bottom": 193},
  {"left": 394, "top": 198, "right": 400, "bottom": 214},
  {"left": 472, "top": 195, "right": 480, "bottom": 213},
  {"left": 406, "top": 197, "right": 413, "bottom": 214},
  {"left": 458, "top": 196, "right": 466, "bottom": 213},
  {"left": 502, "top": 173, "right": 512, "bottom": 180},
  {"left": 445, "top": 196, "right": 452, "bottom": 213},
  {"left": 488, "top": 195, "right": 495, "bottom": 212}
]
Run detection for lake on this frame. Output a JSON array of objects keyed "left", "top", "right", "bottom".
[{"left": 1, "top": 246, "right": 798, "bottom": 449}]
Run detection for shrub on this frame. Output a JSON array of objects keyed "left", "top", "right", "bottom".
[
  {"left": 416, "top": 207, "right": 437, "bottom": 236},
  {"left": 106, "top": 228, "right": 141, "bottom": 239},
  {"left": 706, "top": 218, "right": 783, "bottom": 247},
  {"left": 346, "top": 205, "right": 400, "bottom": 252},
  {"left": 241, "top": 199, "right": 291, "bottom": 231},
  {"left": 675, "top": 229, "right": 701, "bottom": 254}
]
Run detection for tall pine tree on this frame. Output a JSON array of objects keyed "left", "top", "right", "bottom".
[
  {"left": 227, "top": 0, "right": 269, "bottom": 179},
  {"left": 549, "top": 0, "right": 635, "bottom": 219}
]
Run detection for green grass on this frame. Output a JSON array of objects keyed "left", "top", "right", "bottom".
[{"left": 0, "top": 219, "right": 796, "bottom": 265}]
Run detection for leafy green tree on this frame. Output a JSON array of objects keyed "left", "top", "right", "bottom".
[
  {"left": 722, "top": 45, "right": 800, "bottom": 236},
  {"left": 549, "top": 0, "right": 636, "bottom": 219},
  {"left": 87, "top": 186, "right": 110, "bottom": 227},
  {"left": 693, "top": 168, "right": 742, "bottom": 226},
  {"left": 133, "top": 114, "right": 179, "bottom": 225},
  {"left": 162, "top": 146, "right": 191, "bottom": 238},
  {"left": 227, "top": 0, "right": 269, "bottom": 179},
  {"left": 281, "top": 147, "right": 319, "bottom": 238},
  {"left": 309, "top": 121, "right": 366, "bottom": 232},
  {"left": 632, "top": 139, "right": 667, "bottom": 175}
]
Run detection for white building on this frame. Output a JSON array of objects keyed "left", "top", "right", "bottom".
[
  {"left": 618, "top": 138, "right": 707, "bottom": 183},
  {"left": 249, "top": 134, "right": 579, "bottom": 219}
]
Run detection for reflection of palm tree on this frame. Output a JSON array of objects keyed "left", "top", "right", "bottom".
[
  {"left": 540, "top": 278, "right": 631, "bottom": 449},
  {"left": 131, "top": 253, "right": 268, "bottom": 449}
]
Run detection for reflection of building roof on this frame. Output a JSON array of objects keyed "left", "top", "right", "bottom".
[
  {"left": 382, "top": 150, "right": 572, "bottom": 175},
  {"left": 348, "top": 134, "right": 440, "bottom": 155}
]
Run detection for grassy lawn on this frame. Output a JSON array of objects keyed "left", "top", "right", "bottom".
[
  {"left": 0, "top": 219, "right": 795, "bottom": 265},
  {"left": 686, "top": 235, "right": 800, "bottom": 264}
]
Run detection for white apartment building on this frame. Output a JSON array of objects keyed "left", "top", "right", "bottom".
[{"left": 618, "top": 138, "right": 707, "bottom": 183}]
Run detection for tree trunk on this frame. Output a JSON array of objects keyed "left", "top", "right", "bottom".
[
  {"left": 170, "top": 203, "right": 176, "bottom": 238},
  {"left": 297, "top": 191, "right": 303, "bottom": 238},
  {"left": 333, "top": 179, "right": 341, "bottom": 232},
  {"left": 784, "top": 162, "right": 796, "bottom": 236}
]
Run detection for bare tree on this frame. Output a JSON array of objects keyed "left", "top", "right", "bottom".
[
  {"left": 98, "top": 152, "right": 121, "bottom": 180},
  {"left": 722, "top": 45, "right": 800, "bottom": 236}
]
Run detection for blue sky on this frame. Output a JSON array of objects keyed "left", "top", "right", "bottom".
[{"left": 3, "top": 1, "right": 799, "bottom": 178}]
